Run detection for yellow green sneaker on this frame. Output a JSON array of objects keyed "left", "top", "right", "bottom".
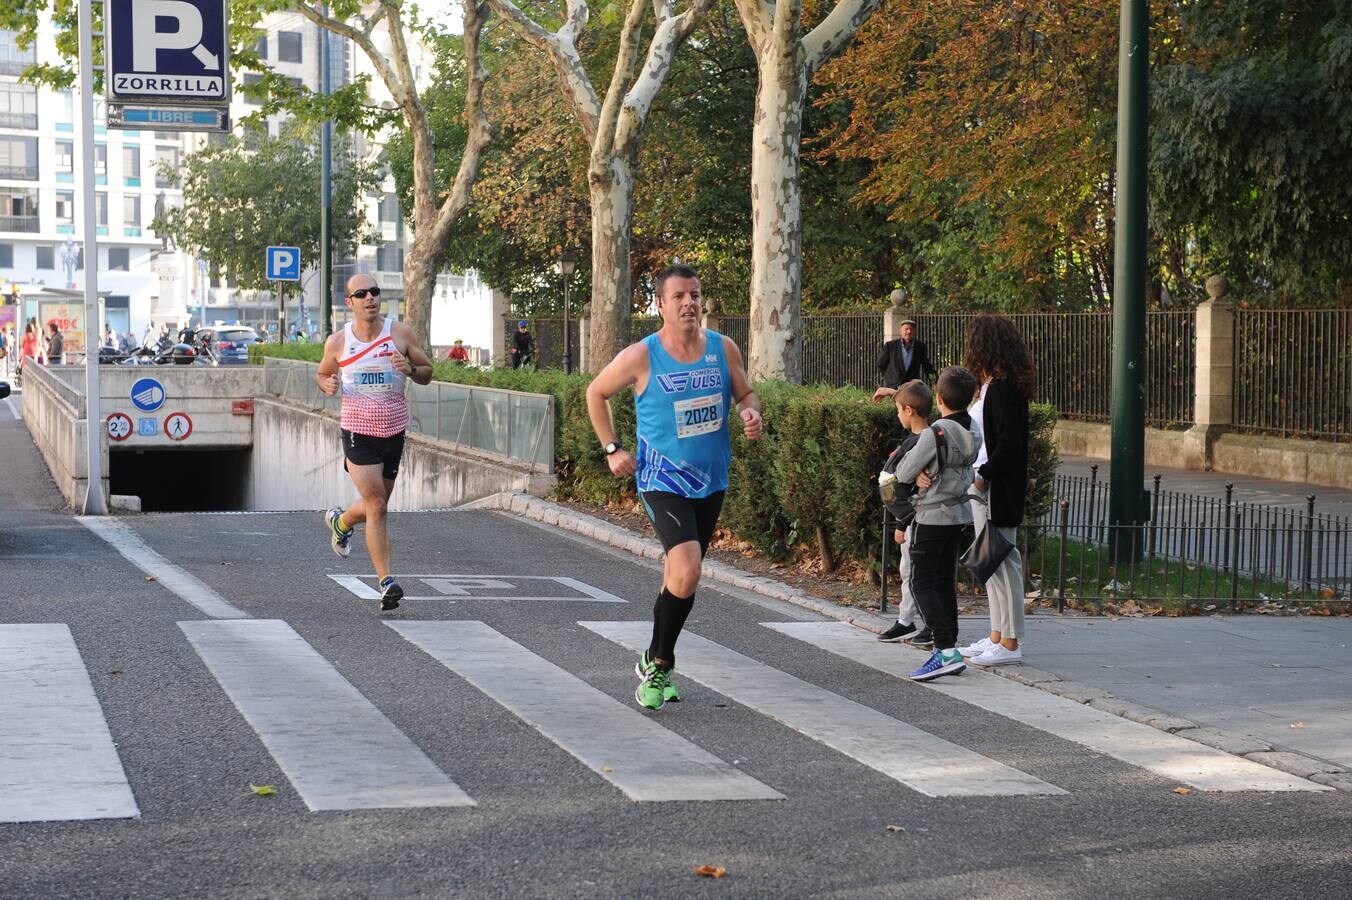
[{"left": 635, "top": 652, "right": 680, "bottom": 703}]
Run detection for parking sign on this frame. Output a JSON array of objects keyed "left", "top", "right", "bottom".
[
  {"left": 106, "top": 0, "right": 230, "bottom": 103},
  {"left": 266, "top": 246, "right": 302, "bottom": 282}
]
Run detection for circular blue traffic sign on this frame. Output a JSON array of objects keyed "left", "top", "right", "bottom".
[{"left": 130, "top": 377, "right": 166, "bottom": 412}]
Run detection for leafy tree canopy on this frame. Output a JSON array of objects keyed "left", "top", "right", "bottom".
[{"left": 154, "top": 125, "right": 378, "bottom": 291}]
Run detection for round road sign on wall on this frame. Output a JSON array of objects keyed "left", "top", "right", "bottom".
[
  {"left": 106, "top": 412, "right": 133, "bottom": 441},
  {"left": 130, "top": 377, "right": 166, "bottom": 412},
  {"left": 164, "top": 412, "right": 193, "bottom": 441}
]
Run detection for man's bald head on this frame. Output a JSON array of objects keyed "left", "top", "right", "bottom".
[{"left": 346, "top": 273, "right": 377, "bottom": 295}]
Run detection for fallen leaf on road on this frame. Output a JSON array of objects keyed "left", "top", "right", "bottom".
[
  {"left": 886, "top": 825, "right": 906, "bottom": 833},
  {"left": 109, "top": 670, "right": 122, "bottom": 676},
  {"left": 602, "top": 767, "right": 615, "bottom": 773},
  {"left": 1172, "top": 787, "right": 1191, "bottom": 795},
  {"left": 1290, "top": 722, "right": 1305, "bottom": 729},
  {"left": 143, "top": 576, "right": 157, "bottom": 582},
  {"left": 249, "top": 784, "right": 277, "bottom": 796},
  {"left": 693, "top": 865, "right": 726, "bottom": 878}
]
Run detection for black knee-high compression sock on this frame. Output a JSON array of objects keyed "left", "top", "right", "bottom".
[{"left": 649, "top": 587, "right": 695, "bottom": 669}]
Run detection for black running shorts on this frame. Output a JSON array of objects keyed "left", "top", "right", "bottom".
[
  {"left": 341, "top": 429, "right": 406, "bottom": 481},
  {"left": 640, "top": 490, "right": 726, "bottom": 556}
]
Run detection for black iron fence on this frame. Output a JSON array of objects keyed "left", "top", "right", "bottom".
[
  {"left": 1234, "top": 308, "right": 1352, "bottom": 440},
  {"left": 881, "top": 472, "right": 1351, "bottom": 609},
  {"left": 907, "top": 312, "right": 1196, "bottom": 427}
]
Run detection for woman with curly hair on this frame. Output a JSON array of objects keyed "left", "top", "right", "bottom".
[{"left": 959, "top": 313, "right": 1035, "bottom": 666}]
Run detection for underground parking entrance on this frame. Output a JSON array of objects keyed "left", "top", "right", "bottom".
[{"left": 109, "top": 447, "right": 253, "bottom": 512}]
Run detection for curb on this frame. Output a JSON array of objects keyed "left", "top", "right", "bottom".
[{"left": 472, "top": 490, "right": 1352, "bottom": 792}]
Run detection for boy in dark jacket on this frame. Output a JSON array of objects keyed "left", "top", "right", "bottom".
[
  {"left": 893, "top": 367, "right": 981, "bottom": 682},
  {"left": 876, "top": 380, "right": 933, "bottom": 646}
]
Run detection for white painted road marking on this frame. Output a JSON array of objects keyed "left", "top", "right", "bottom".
[
  {"left": 767, "top": 622, "right": 1328, "bottom": 793},
  {"left": 78, "top": 516, "right": 247, "bottom": 619},
  {"left": 180, "top": 619, "right": 474, "bottom": 811},
  {"left": 389, "top": 621, "right": 783, "bottom": 802},
  {"left": 328, "top": 574, "right": 626, "bottom": 603},
  {"left": 581, "top": 621, "right": 1064, "bottom": 798},
  {"left": 0, "top": 624, "right": 139, "bottom": 823}
]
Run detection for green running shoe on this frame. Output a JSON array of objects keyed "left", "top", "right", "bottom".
[
  {"left": 635, "top": 652, "right": 680, "bottom": 703},
  {"left": 635, "top": 663, "right": 672, "bottom": 710}
]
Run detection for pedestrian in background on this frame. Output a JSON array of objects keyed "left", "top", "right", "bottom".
[
  {"left": 893, "top": 367, "right": 981, "bottom": 682},
  {"left": 876, "top": 379, "right": 935, "bottom": 647},
  {"left": 510, "top": 319, "right": 535, "bottom": 369},
  {"left": 0, "top": 323, "right": 11, "bottom": 378},
  {"left": 958, "top": 313, "right": 1034, "bottom": 667},
  {"left": 45, "top": 321, "right": 63, "bottom": 365},
  {"left": 873, "top": 318, "right": 936, "bottom": 402}
]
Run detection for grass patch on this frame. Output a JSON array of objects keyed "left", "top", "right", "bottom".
[{"left": 1025, "top": 535, "right": 1320, "bottom": 608}]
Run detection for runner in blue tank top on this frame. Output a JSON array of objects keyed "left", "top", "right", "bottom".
[{"left": 587, "top": 264, "right": 763, "bottom": 710}]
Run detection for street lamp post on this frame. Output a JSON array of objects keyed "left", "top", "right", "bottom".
[{"left": 558, "top": 250, "right": 577, "bottom": 374}]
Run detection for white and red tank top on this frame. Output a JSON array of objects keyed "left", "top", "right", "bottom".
[{"left": 338, "top": 318, "right": 409, "bottom": 437}]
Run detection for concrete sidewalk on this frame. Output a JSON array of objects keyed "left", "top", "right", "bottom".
[
  {"left": 1057, "top": 454, "right": 1352, "bottom": 519},
  {"left": 1014, "top": 614, "right": 1352, "bottom": 772}
]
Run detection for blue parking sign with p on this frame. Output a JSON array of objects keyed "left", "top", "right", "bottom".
[{"left": 266, "top": 246, "right": 301, "bottom": 281}]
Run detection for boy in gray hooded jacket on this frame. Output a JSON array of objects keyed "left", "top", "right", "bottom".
[{"left": 893, "top": 366, "right": 982, "bottom": 681}]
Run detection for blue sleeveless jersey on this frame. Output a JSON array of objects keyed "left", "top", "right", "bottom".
[{"left": 634, "top": 330, "right": 733, "bottom": 497}]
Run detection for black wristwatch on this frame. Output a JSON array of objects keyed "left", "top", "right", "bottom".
[{"left": 604, "top": 441, "right": 620, "bottom": 456}]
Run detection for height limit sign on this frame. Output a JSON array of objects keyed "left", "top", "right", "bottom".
[{"left": 105, "top": 0, "right": 230, "bottom": 132}]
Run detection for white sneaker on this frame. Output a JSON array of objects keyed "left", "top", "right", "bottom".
[
  {"left": 958, "top": 638, "right": 995, "bottom": 659},
  {"left": 971, "top": 645, "right": 1023, "bottom": 666}
]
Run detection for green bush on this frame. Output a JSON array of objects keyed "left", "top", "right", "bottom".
[
  {"left": 248, "top": 342, "right": 324, "bottom": 364},
  {"left": 724, "top": 380, "right": 797, "bottom": 559},
  {"left": 249, "top": 344, "right": 1058, "bottom": 579}
]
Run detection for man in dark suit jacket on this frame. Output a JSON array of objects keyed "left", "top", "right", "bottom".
[{"left": 873, "top": 319, "right": 935, "bottom": 401}]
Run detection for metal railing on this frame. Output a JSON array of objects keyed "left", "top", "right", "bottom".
[
  {"left": 908, "top": 312, "right": 1195, "bottom": 427},
  {"left": 1234, "top": 309, "right": 1352, "bottom": 440},
  {"left": 881, "top": 470, "right": 1350, "bottom": 609},
  {"left": 262, "top": 358, "right": 555, "bottom": 472},
  {"left": 0, "top": 214, "right": 39, "bottom": 233},
  {"left": 529, "top": 311, "right": 1197, "bottom": 421}
]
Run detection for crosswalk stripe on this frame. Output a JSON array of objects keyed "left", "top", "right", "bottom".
[
  {"left": 766, "top": 622, "right": 1328, "bottom": 793},
  {"left": 580, "top": 621, "right": 1065, "bottom": 798},
  {"left": 180, "top": 620, "right": 475, "bottom": 811},
  {"left": 388, "top": 621, "right": 784, "bottom": 802},
  {"left": 78, "top": 517, "right": 247, "bottom": 619},
  {"left": 0, "top": 624, "right": 139, "bottom": 823}
]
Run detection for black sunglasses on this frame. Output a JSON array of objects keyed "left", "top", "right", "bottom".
[{"left": 349, "top": 287, "right": 381, "bottom": 299}]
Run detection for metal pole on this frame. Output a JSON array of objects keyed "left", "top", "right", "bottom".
[
  {"left": 320, "top": 8, "right": 333, "bottom": 338},
  {"left": 879, "top": 507, "right": 890, "bottom": 614},
  {"left": 78, "top": 0, "right": 107, "bottom": 516},
  {"left": 562, "top": 279, "right": 572, "bottom": 374},
  {"left": 1108, "top": 0, "right": 1148, "bottom": 563}
]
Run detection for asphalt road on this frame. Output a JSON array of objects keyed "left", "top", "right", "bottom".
[{"left": 3, "top": 481, "right": 1352, "bottom": 899}]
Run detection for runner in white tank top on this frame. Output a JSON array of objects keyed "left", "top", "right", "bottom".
[
  {"left": 315, "top": 275, "right": 435, "bottom": 611},
  {"left": 338, "top": 318, "right": 409, "bottom": 438}
]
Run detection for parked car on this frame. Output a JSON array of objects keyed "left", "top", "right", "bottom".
[{"left": 205, "top": 326, "right": 261, "bottom": 365}]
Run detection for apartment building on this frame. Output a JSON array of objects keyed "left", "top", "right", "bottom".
[{"left": 0, "top": 22, "right": 196, "bottom": 342}]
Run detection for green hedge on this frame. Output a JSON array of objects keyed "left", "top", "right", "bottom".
[{"left": 251, "top": 344, "right": 1058, "bottom": 573}]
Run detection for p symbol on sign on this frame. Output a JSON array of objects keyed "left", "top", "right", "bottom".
[{"left": 131, "top": 0, "right": 206, "bottom": 71}]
